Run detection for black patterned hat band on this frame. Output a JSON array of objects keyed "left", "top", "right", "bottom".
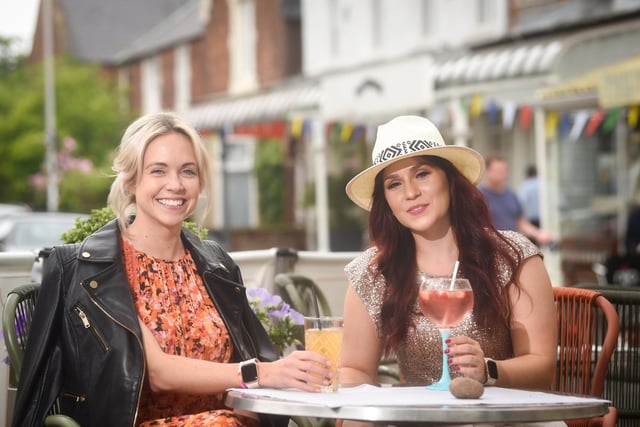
[{"left": 373, "top": 139, "right": 443, "bottom": 166}]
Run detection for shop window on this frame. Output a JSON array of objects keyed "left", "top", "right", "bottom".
[
  {"left": 559, "top": 129, "right": 617, "bottom": 236},
  {"left": 223, "top": 136, "right": 258, "bottom": 229},
  {"left": 141, "top": 55, "right": 161, "bottom": 113}
]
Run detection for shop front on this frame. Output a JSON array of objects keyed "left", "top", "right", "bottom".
[
  {"left": 537, "top": 53, "right": 640, "bottom": 285},
  {"left": 430, "top": 20, "right": 640, "bottom": 284}
]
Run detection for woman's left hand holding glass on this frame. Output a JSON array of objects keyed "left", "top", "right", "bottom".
[{"left": 444, "top": 335, "right": 487, "bottom": 384}]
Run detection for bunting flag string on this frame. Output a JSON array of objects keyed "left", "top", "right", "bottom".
[
  {"left": 339, "top": 122, "right": 353, "bottom": 143},
  {"left": 559, "top": 113, "right": 572, "bottom": 139},
  {"left": 486, "top": 100, "right": 499, "bottom": 125},
  {"left": 350, "top": 125, "right": 364, "bottom": 143},
  {"left": 628, "top": 106, "right": 639, "bottom": 128},
  {"left": 285, "top": 103, "right": 639, "bottom": 148},
  {"left": 584, "top": 109, "right": 605, "bottom": 136},
  {"left": 569, "top": 111, "right": 590, "bottom": 141},
  {"left": 545, "top": 112, "right": 559, "bottom": 139},
  {"left": 519, "top": 105, "right": 532, "bottom": 131},
  {"left": 502, "top": 101, "right": 517, "bottom": 129},
  {"left": 470, "top": 94, "right": 484, "bottom": 119},
  {"left": 602, "top": 109, "right": 619, "bottom": 133},
  {"left": 290, "top": 116, "right": 303, "bottom": 138}
]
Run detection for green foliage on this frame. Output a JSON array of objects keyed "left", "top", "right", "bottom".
[
  {"left": 0, "top": 37, "right": 26, "bottom": 77},
  {"left": 303, "top": 172, "right": 366, "bottom": 230},
  {"left": 255, "top": 138, "right": 285, "bottom": 226},
  {"left": 57, "top": 169, "right": 113, "bottom": 213},
  {"left": 61, "top": 207, "right": 117, "bottom": 243},
  {"left": 61, "top": 206, "right": 209, "bottom": 243},
  {"left": 0, "top": 43, "right": 133, "bottom": 211},
  {"left": 302, "top": 128, "right": 368, "bottom": 231}
]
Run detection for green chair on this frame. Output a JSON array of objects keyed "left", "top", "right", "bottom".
[
  {"left": 274, "top": 272, "right": 400, "bottom": 386},
  {"left": 3, "top": 283, "right": 80, "bottom": 427},
  {"left": 274, "top": 273, "right": 332, "bottom": 317}
]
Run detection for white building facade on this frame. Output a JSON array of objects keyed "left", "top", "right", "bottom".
[{"left": 301, "top": 0, "right": 640, "bottom": 283}]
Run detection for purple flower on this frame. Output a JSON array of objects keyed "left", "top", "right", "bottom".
[
  {"left": 247, "top": 287, "right": 283, "bottom": 307},
  {"left": 247, "top": 287, "right": 304, "bottom": 353},
  {"left": 288, "top": 309, "right": 304, "bottom": 325}
]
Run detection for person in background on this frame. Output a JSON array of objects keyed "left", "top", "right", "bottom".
[
  {"left": 480, "top": 155, "right": 553, "bottom": 246},
  {"left": 340, "top": 115, "right": 559, "bottom": 427},
  {"left": 626, "top": 197, "right": 640, "bottom": 255},
  {"left": 518, "top": 165, "right": 540, "bottom": 227},
  {"left": 12, "top": 112, "right": 332, "bottom": 427}
]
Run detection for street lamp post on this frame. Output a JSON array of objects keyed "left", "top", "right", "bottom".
[{"left": 43, "top": 0, "right": 59, "bottom": 211}]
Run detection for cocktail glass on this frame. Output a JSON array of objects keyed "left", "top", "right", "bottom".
[{"left": 418, "top": 276, "right": 474, "bottom": 390}]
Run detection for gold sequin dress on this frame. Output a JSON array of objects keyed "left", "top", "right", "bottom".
[{"left": 344, "top": 231, "right": 540, "bottom": 385}]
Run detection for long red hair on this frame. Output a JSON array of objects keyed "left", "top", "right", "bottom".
[{"left": 368, "top": 156, "right": 521, "bottom": 353}]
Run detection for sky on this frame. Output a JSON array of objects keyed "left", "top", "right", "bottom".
[{"left": 0, "top": 0, "right": 40, "bottom": 54}]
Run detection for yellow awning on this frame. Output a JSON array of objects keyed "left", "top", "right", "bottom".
[{"left": 538, "top": 55, "right": 640, "bottom": 108}]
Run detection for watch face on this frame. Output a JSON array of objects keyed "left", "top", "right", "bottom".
[
  {"left": 487, "top": 359, "right": 498, "bottom": 379},
  {"left": 241, "top": 361, "right": 258, "bottom": 382}
]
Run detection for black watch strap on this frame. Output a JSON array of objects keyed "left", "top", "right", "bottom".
[{"left": 484, "top": 357, "right": 498, "bottom": 386}]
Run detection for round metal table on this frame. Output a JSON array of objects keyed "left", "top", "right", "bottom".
[{"left": 225, "top": 388, "right": 609, "bottom": 425}]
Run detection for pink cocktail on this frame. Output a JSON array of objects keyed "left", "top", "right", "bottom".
[
  {"left": 418, "top": 289, "right": 474, "bottom": 328},
  {"left": 418, "top": 276, "right": 474, "bottom": 390}
]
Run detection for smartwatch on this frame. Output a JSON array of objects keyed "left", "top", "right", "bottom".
[
  {"left": 484, "top": 357, "right": 498, "bottom": 386},
  {"left": 238, "top": 358, "right": 259, "bottom": 389}
]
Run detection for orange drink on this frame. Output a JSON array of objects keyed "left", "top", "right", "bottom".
[{"left": 304, "top": 316, "right": 343, "bottom": 392}]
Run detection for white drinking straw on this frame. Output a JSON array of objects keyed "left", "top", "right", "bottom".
[{"left": 449, "top": 260, "right": 460, "bottom": 290}]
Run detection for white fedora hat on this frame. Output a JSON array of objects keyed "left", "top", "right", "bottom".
[{"left": 345, "top": 115, "right": 485, "bottom": 211}]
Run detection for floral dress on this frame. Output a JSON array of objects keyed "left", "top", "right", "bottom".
[{"left": 123, "top": 239, "right": 258, "bottom": 427}]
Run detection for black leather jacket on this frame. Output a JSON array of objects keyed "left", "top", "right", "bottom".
[{"left": 13, "top": 219, "right": 285, "bottom": 427}]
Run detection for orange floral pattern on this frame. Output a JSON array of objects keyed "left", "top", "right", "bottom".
[{"left": 123, "top": 239, "right": 257, "bottom": 427}]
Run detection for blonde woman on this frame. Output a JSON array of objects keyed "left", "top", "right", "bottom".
[{"left": 14, "top": 112, "right": 331, "bottom": 427}]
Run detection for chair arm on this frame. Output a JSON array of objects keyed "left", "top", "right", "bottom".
[{"left": 44, "top": 415, "right": 81, "bottom": 427}]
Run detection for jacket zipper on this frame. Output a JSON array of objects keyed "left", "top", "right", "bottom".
[
  {"left": 61, "top": 391, "right": 86, "bottom": 403},
  {"left": 74, "top": 307, "right": 110, "bottom": 352},
  {"left": 80, "top": 286, "right": 145, "bottom": 427}
]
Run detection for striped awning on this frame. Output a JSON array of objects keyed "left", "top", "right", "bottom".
[
  {"left": 435, "top": 40, "right": 564, "bottom": 87},
  {"left": 185, "top": 83, "right": 320, "bottom": 130},
  {"left": 537, "top": 54, "right": 640, "bottom": 108}
]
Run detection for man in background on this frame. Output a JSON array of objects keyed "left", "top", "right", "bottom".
[
  {"left": 480, "top": 155, "right": 553, "bottom": 246},
  {"left": 518, "top": 165, "right": 540, "bottom": 227}
]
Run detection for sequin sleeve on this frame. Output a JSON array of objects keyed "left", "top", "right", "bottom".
[
  {"left": 344, "top": 247, "right": 387, "bottom": 337},
  {"left": 499, "top": 230, "right": 542, "bottom": 260},
  {"left": 494, "top": 230, "right": 542, "bottom": 289}
]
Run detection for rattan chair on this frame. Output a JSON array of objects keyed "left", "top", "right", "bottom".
[
  {"left": 3, "top": 283, "right": 80, "bottom": 427},
  {"left": 576, "top": 284, "right": 640, "bottom": 427},
  {"left": 553, "top": 286, "right": 619, "bottom": 427}
]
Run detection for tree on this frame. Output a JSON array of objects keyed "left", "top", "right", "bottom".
[{"left": 0, "top": 40, "right": 133, "bottom": 212}]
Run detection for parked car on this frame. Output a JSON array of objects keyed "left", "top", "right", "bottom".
[
  {"left": 0, "top": 211, "right": 88, "bottom": 253},
  {"left": 0, "top": 203, "right": 31, "bottom": 220}
]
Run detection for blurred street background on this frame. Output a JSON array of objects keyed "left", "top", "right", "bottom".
[{"left": 1, "top": 0, "right": 640, "bottom": 286}]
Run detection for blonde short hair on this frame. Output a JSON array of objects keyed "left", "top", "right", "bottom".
[{"left": 107, "top": 111, "right": 211, "bottom": 233}]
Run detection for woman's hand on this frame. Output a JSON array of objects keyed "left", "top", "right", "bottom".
[
  {"left": 259, "top": 350, "right": 333, "bottom": 392},
  {"left": 445, "top": 335, "right": 487, "bottom": 383}
]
